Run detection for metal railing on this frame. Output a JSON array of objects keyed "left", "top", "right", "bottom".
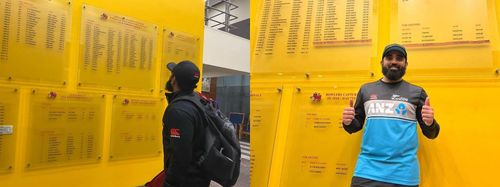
[{"left": 205, "top": 0, "right": 239, "bottom": 32}]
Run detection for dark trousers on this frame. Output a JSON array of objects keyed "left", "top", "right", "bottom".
[{"left": 351, "top": 176, "right": 419, "bottom": 187}]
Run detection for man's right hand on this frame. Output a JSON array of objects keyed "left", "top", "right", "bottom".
[{"left": 342, "top": 99, "right": 355, "bottom": 126}]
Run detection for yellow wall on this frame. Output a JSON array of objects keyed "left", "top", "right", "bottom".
[
  {"left": 251, "top": 0, "right": 500, "bottom": 187},
  {"left": 0, "top": 0, "right": 204, "bottom": 186}
]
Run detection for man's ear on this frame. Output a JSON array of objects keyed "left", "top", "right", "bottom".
[{"left": 171, "top": 76, "right": 177, "bottom": 86}]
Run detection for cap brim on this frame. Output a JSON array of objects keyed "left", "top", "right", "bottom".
[
  {"left": 384, "top": 47, "right": 406, "bottom": 57},
  {"left": 166, "top": 62, "right": 177, "bottom": 71}
]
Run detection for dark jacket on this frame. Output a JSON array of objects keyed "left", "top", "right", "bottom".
[{"left": 162, "top": 90, "right": 209, "bottom": 187}]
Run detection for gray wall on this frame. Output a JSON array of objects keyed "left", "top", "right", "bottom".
[{"left": 215, "top": 74, "right": 250, "bottom": 125}]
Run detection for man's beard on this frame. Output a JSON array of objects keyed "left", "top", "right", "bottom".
[
  {"left": 165, "top": 77, "right": 174, "bottom": 92},
  {"left": 382, "top": 64, "right": 406, "bottom": 81}
]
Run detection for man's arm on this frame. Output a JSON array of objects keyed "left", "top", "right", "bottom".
[
  {"left": 416, "top": 89, "right": 440, "bottom": 139},
  {"left": 163, "top": 108, "right": 195, "bottom": 187},
  {"left": 343, "top": 87, "right": 366, "bottom": 134}
]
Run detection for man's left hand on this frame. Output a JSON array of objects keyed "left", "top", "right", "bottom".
[{"left": 422, "top": 97, "right": 434, "bottom": 126}]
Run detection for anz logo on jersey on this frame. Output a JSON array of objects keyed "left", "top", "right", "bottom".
[
  {"left": 366, "top": 100, "right": 412, "bottom": 118},
  {"left": 395, "top": 103, "right": 407, "bottom": 116}
]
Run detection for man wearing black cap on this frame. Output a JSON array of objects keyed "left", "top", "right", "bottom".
[
  {"left": 342, "top": 44, "right": 440, "bottom": 187},
  {"left": 162, "top": 60, "right": 210, "bottom": 187}
]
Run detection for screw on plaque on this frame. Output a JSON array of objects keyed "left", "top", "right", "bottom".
[
  {"left": 78, "top": 83, "right": 82, "bottom": 86},
  {"left": 8, "top": 76, "right": 12, "bottom": 81},
  {"left": 32, "top": 89, "right": 36, "bottom": 94},
  {"left": 277, "top": 88, "right": 282, "bottom": 93},
  {"left": 14, "top": 88, "right": 18, "bottom": 92},
  {"left": 62, "top": 81, "right": 66, "bottom": 85},
  {"left": 370, "top": 72, "right": 375, "bottom": 77},
  {"left": 26, "top": 164, "right": 31, "bottom": 168},
  {"left": 8, "top": 166, "right": 12, "bottom": 170},
  {"left": 122, "top": 99, "right": 130, "bottom": 105},
  {"left": 97, "top": 156, "right": 101, "bottom": 160},
  {"left": 305, "top": 73, "right": 310, "bottom": 79},
  {"left": 495, "top": 68, "right": 500, "bottom": 75},
  {"left": 296, "top": 87, "right": 302, "bottom": 92},
  {"left": 117, "top": 86, "right": 122, "bottom": 90}
]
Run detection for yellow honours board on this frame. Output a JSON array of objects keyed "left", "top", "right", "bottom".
[
  {"left": 415, "top": 85, "right": 500, "bottom": 186},
  {"left": 279, "top": 85, "right": 361, "bottom": 187},
  {"left": 0, "top": 87, "right": 19, "bottom": 173},
  {"left": 109, "top": 96, "right": 164, "bottom": 160},
  {"left": 253, "top": 0, "right": 374, "bottom": 74},
  {"left": 0, "top": 0, "right": 70, "bottom": 85},
  {"left": 161, "top": 29, "right": 200, "bottom": 90},
  {"left": 250, "top": 86, "right": 282, "bottom": 187},
  {"left": 394, "top": 0, "right": 489, "bottom": 47},
  {"left": 390, "top": 0, "right": 493, "bottom": 70},
  {"left": 25, "top": 90, "right": 104, "bottom": 169},
  {"left": 79, "top": 5, "right": 157, "bottom": 92}
]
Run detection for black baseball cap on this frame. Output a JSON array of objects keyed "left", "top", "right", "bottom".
[
  {"left": 167, "top": 60, "right": 200, "bottom": 90},
  {"left": 382, "top": 44, "right": 407, "bottom": 60}
]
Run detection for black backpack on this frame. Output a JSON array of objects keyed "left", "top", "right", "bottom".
[{"left": 172, "top": 93, "right": 241, "bottom": 187}]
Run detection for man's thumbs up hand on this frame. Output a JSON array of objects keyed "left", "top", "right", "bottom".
[
  {"left": 422, "top": 97, "right": 434, "bottom": 126},
  {"left": 343, "top": 98, "right": 355, "bottom": 126}
]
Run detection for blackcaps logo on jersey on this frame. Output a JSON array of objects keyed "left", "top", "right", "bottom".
[{"left": 366, "top": 101, "right": 408, "bottom": 117}]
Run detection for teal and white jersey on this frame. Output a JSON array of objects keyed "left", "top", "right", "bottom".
[{"left": 344, "top": 80, "right": 440, "bottom": 186}]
